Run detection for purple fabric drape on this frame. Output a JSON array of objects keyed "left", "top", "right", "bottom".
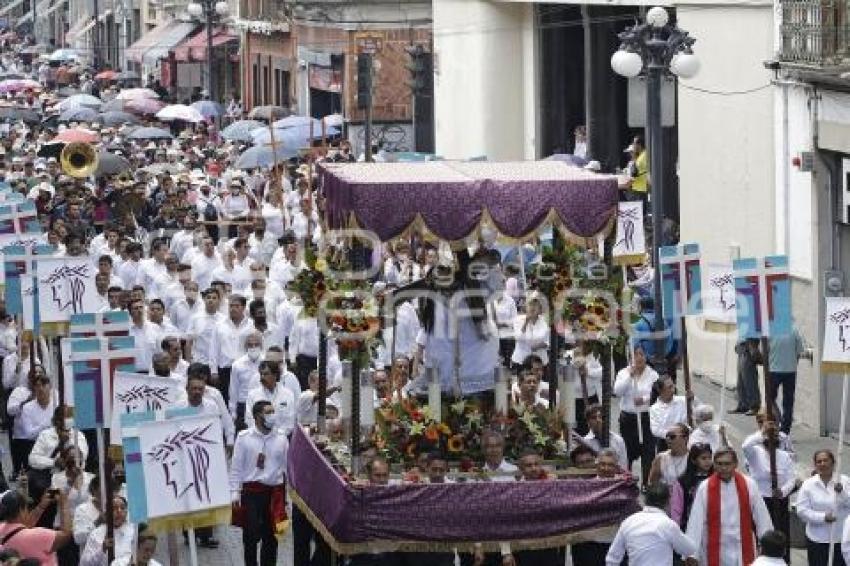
[
  {"left": 320, "top": 162, "right": 618, "bottom": 242},
  {"left": 287, "top": 427, "right": 640, "bottom": 548}
]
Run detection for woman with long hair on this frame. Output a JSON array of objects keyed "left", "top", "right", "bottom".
[{"left": 670, "top": 443, "right": 713, "bottom": 529}]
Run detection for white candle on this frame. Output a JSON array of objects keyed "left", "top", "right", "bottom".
[
  {"left": 559, "top": 361, "right": 576, "bottom": 426},
  {"left": 495, "top": 367, "right": 510, "bottom": 415},
  {"left": 340, "top": 360, "right": 352, "bottom": 420},
  {"left": 427, "top": 367, "right": 442, "bottom": 422},
  {"left": 359, "top": 368, "right": 375, "bottom": 428}
]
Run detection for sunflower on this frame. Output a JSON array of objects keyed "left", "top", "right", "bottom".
[{"left": 447, "top": 435, "right": 464, "bottom": 453}]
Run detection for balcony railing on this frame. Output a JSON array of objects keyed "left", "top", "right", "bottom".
[{"left": 780, "top": 0, "right": 850, "bottom": 64}]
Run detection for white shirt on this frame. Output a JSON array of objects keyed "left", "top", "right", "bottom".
[
  {"left": 491, "top": 294, "right": 517, "bottom": 339},
  {"left": 0, "top": 322, "right": 17, "bottom": 357},
  {"left": 174, "top": 395, "right": 235, "bottom": 446},
  {"left": 689, "top": 424, "right": 725, "bottom": 453},
  {"left": 74, "top": 501, "right": 100, "bottom": 546},
  {"left": 210, "top": 263, "right": 252, "bottom": 294},
  {"left": 751, "top": 558, "right": 787, "bottom": 566},
  {"left": 244, "top": 383, "right": 296, "bottom": 434},
  {"left": 649, "top": 396, "right": 689, "bottom": 439},
  {"left": 2, "top": 353, "right": 38, "bottom": 389},
  {"left": 80, "top": 522, "right": 135, "bottom": 566},
  {"left": 29, "top": 427, "right": 89, "bottom": 470},
  {"left": 613, "top": 365, "right": 660, "bottom": 414},
  {"left": 606, "top": 506, "right": 696, "bottom": 566},
  {"left": 391, "top": 301, "right": 422, "bottom": 359},
  {"left": 229, "top": 426, "right": 289, "bottom": 500},
  {"left": 686, "top": 473, "right": 774, "bottom": 564},
  {"left": 213, "top": 316, "right": 255, "bottom": 369},
  {"left": 583, "top": 430, "right": 629, "bottom": 472},
  {"left": 741, "top": 435, "right": 797, "bottom": 499},
  {"left": 511, "top": 315, "right": 550, "bottom": 365},
  {"left": 137, "top": 258, "right": 167, "bottom": 298},
  {"left": 571, "top": 353, "right": 603, "bottom": 399},
  {"left": 289, "top": 317, "right": 319, "bottom": 359},
  {"left": 129, "top": 320, "right": 160, "bottom": 372},
  {"left": 19, "top": 397, "right": 58, "bottom": 440},
  {"left": 117, "top": 260, "right": 140, "bottom": 289},
  {"left": 269, "top": 257, "right": 304, "bottom": 289},
  {"left": 187, "top": 310, "right": 224, "bottom": 365},
  {"left": 483, "top": 459, "right": 518, "bottom": 482},
  {"left": 169, "top": 297, "right": 202, "bottom": 334},
  {"left": 228, "top": 354, "right": 262, "bottom": 413},
  {"left": 798, "top": 473, "right": 850, "bottom": 543},
  {"left": 744, "top": 430, "right": 795, "bottom": 460},
  {"left": 190, "top": 252, "right": 222, "bottom": 291}
]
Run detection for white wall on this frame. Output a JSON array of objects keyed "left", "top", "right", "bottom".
[
  {"left": 433, "top": 0, "right": 537, "bottom": 160},
  {"left": 677, "top": 5, "right": 777, "bottom": 390}
]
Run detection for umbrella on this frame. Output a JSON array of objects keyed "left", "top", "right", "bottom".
[
  {"left": 20, "top": 45, "right": 47, "bottom": 55},
  {"left": 221, "top": 119, "right": 264, "bottom": 142},
  {"left": 49, "top": 48, "right": 80, "bottom": 62},
  {"left": 0, "top": 79, "right": 40, "bottom": 93},
  {"left": 272, "top": 115, "right": 323, "bottom": 130},
  {"left": 125, "top": 97, "right": 165, "bottom": 115},
  {"left": 57, "top": 86, "right": 80, "bottom": 98},
  {"left": 0, "top": 106, "right": 40, "bottom": 124},
  {"left": 127, "top": 126, "right": 173, "bottom": 140},
  {"left": 248, "top": 105, "right": 289, "bottom": 121},
  {"left": 94, "top": 70, "right": 118, "bottom": 81},
  {"left": 234, "top": 145, "right": 297, "bottom": 170},
  {"left": 141, "top": 163, "right": 183, "bottom": 175},
  {"left": 156, "top": 104, "right": 204, "bottom": 123},
  {"left": 191, "top": 100, "right": 222, "bottom": 120},
  {"left": 115, "top": 71, "right": 140, "bottom": 81},
  {"left": 116, "top": 88, "right": 159, "bottom": 100},
  {"left": 98, "top": 111, "right": 140, "bottom": 126},
  {"left": 52, "top": 127, "right": 99, "bottom": 144},
  {"left": 94, "top": 151, "right": 130, "bottom": 177},
  {"left": 0, "top": 72, "right": 25, "bottom": 80},
  {"left": 101, "top": 98, "right": 128, "bottom": 112},
  {"left": 250, "top": 127, "right": 310, "bottom": 149},
  {"left": 57, "top": 94, "right": 102, "bottom": 111},
  {"left": 58, "top": 107, "right": 99, "bottom": 123},
  {"left": 37, "top": 142, "right": 64, "bottom": 159}
]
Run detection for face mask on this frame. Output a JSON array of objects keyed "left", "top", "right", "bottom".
[
  {"left": 698, "top": 421, "right": 713, "bottom": 433},
  {"left": 247, "top": 347, "right": 262, "bottom": 361},
  {"left": 63, "top": 417, "right": 74, "bottom": 431},
  {"left": 261, "top": 414, "right": 275, "bottom": 430}
]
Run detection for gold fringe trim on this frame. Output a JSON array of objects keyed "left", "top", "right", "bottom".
[
  {"left": 343, "top": 204, "right": 617, "bottom": 251},
  {"left": 38, "top": 321, "right": 69, "bottom": 338},
  {"left": 821, "top": 362, "right": 850, "bottom": 374},
  {"left": 288, "top": 486, "right": 619, "bottom": 555},
  {"left": 145, "top": 505, "right": 232, "bottom": 533},
  {"left": 612, "top": 253, "right": 647, "bottom": 267}
]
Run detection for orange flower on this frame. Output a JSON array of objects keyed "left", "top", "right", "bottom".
[
  {"left": 425, "top": 426, "right": 440, "bottom": 442},
  {"left": 447, "top": 435, "right": 464, "bottom": 453}
]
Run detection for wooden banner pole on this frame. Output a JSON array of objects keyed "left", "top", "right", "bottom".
[
  {"left": 760, "top": 336, "right": 780, "bottom": 518},
  {"left": 681, "top": 318, "right": 693, "bottom": 427},
  {"left": 828, "top": 373, "right": 850, "bottom": 566},
  {"left": 186, "top": 527, "right": 199, "bottom": 566}
]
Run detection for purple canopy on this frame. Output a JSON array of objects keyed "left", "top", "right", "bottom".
[
  {"left": 321, "top": 161, "right": 619, "bottom": 244},
  {"left": 287, "top": 427, "right": 640, "bottom": 554}
]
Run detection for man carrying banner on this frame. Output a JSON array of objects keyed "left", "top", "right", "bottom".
[
  {"left": 685, "top": 447, "right": 773, "bottom": 565},
  {"left": 230, "top": 400, "right": 289, "bottom": 566}
]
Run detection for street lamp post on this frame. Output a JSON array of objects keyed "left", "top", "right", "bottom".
[
  {"left": 611, "top": 7, "right": 699, "bottom": 374},
  {"left": 187, "top": 0, "right": 229, "bottom": 101}
]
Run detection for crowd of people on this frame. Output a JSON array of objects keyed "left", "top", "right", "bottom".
[{"left": 0, "top": 30, "right": 837, "bottom": 566}]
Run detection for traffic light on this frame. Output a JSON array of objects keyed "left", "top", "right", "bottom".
[
  {"left": 357, "top": 53, "right": 373, "bottom": 110},
  {"left": 406, "top": 44, "right": 432, "bottom": 98}
]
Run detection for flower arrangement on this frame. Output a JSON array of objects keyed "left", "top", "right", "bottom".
[{"left": 372, "top": 397, "right": 564, "bottom": 466}]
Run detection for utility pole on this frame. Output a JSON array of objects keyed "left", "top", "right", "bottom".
[
  {"left": 91, "top": 0, "right": 99, "bottom": 70},
  {"left": 357, "top": 52, "right": 373, "bottom": 162}
]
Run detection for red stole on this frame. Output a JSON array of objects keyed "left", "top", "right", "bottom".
[{"left": 707, "top": 471, "right": 755, "bottom": 566}]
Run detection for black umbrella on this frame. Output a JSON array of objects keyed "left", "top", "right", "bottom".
[
  {"left": 0, "top": 106, "right": 40, "bottom": 124},
  {"left": 95, "top": 151, "right": 130, "bottom": 177},
  {"left": 99, "top": 111, "right": 140, "bottom": 126}
]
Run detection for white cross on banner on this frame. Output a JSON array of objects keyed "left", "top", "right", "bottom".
[
  {"left": 659, "top": 243, "right": 703, "bottom": 318},
  {"left": 3, "top": 244, "right": 57, "bottom": 334},
  {"left": 70, "top": 311, "right": 131, "bottom": 337}
]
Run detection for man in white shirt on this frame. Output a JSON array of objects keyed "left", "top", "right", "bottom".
[
  {"left": 229, "top": 399, "right": 288, "bottom": 566},
  {"left": 752, "top": 530, "right": 789, "bottom": 566},
  {"left": 212, "top": 294, "right": 255, "bottom": 406},
  {"left": 175, "top": 373, "right": 235, "bottom": 450},
  {"left": 268, "top": 242, "right": 303, "bottom": 289},
  {"left": 686, "top": 448, "right": 774, "bottom": 566},
  {"left": 649, "top": 376, "right": 691, "bottom": 450},
  {"left": 606, "top": 483, "right": 696, "bottom": 566},
  {"left": 581, "top": 404, "right": 630, "bottom": 473},
  {"left": 137, "top": 239, "right": 169, "bottom": 299},
  {"left": 170, "top": 280, "right": 202, "bottom": 334},
  {"left": 190, "top": 236, "right": 222, "bottom": 292},
  {"left": 244, "top": 360, "right": 296, "bottom": 435},
  {"left": 481, "top": 430, "right": 517, "bottom": 482},
  {"left": 229, "top": 332, "right": 264, "bottom": 429},
  {"left": 128, "top": 299, "right": 160, "bottom": 373},
  {"left": 117, "top": 242, "right": 143, "bottom": 289},
  {"left": 186, "top": 288, "right": 224, "bottom": 368}
]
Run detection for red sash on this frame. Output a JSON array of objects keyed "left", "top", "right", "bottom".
[{"left": 707, "top": 471, "right": 755, "bottom": 566}]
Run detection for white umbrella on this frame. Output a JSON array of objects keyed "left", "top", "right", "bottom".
[
  {"left": 116, "top": 88, "right": 160, "bottom": 101},
  {"left": 49, "top": 48, "right": 80, "bottom": 62},
  {"left": 323, "top": 113, "right": 344, "bottom": 128},
  {"left": 156, "top": 104, "right": 204, "bottom": 123},
  {"left": 56, "top": 94, "right": 103, "bottom": 111}
]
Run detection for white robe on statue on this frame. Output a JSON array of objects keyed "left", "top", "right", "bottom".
[
  {"left": 685, "top": 473, "right": 773, "bottom": 566},
  {"left": 417, "top": 296, "right": 499, "bottom": 395}
]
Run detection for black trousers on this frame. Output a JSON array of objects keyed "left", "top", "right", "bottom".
[
  {"left": 619, "top": 411, "right": 654, "bottom": 484},
  {"left": 514, "top": 547, "right": 563, "bottom": 566},
  {"left": 400, "top": 552, "right": 455, "bottom": 566},
  {"left": 10, "top": 438, "right": 31, "bottom": 477},
  {"left": 293, "top": 504, "right": 331, "bottom": 566},
  {"left": 295, "top": 355, "right": 317, "bottom": 391},
  {"left": 217, "top": 366, "right": 232, "bottom": 407},
  {"left": 235, "top": 402, "right": 247, "bottom": 432},
  {"left": 575, "top": 394, "right": 600, "bottom": 437},
  {"left": 571, "top": 542, "right": 611, "bottom": 565},
  {"left": 241, "top": 490, "right": 277, "bottom": 566},
  {"left": 807, "top": 539, "right": 846, "bottom": 566},
  {"left": 764, "top": 496, "right": 791, "bottom": 562}
]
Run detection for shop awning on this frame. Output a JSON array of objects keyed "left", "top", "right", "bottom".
[
  {"left": 0, "top": 0, "right": 23, "bottom": 17},
  {"left": 172, "top": 26, "right": 237, "bottom": 62},
  {"left": 126, "top": 20, "right": 196, "bottom": 65}
]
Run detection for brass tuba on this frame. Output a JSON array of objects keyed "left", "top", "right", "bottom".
[{"left": 60, "top": 142, "right": 99, "bottom": 178}]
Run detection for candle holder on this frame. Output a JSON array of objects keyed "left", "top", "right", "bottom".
[
  {"left": 427, "top": 367, "right": 442, "bottom": 422},
  {"left": 494, "top": 366, "right": 510, "bottom": 416}
]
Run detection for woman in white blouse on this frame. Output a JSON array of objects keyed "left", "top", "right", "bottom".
[
  {"left": 51, "top": 446, "right": 93, "bottom": 564},
  {"left": 261, "top": 189, "right": 287, "bottom": 239},
  {"left": 491, "top": 291, "right": 517, "bottom": 367},
  {"left": 797, "top": 449, "right": 850, "bottom": 566},
  {"left": 613, "top": 345, "right": 659, "bottom": 487},
  {"left": 80, "top": 495, "right": 135, "bottom": 566},
  {"left": 511, "top": 294, "right": 549, "bottom": 368},
  {"left": 220, "top": 180, "right": 252, "bottom": 238}
]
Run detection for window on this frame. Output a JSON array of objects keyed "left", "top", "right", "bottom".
[{"left": 252, "top": 63, "right": 259, "bottom": 107}]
